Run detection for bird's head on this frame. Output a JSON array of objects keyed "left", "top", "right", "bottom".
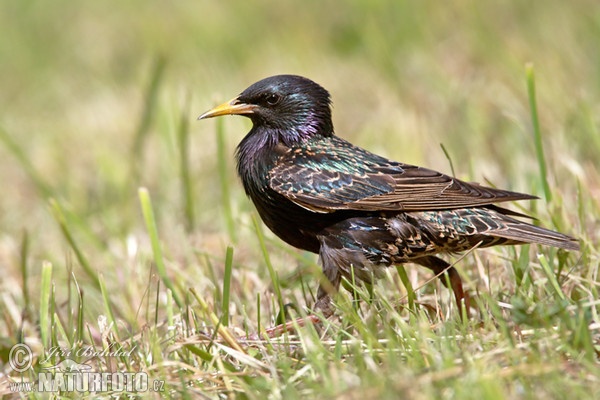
[{"left": 199, "top": 75, "right": 334, "bottom": 146}]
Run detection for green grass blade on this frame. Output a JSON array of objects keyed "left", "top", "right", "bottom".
[
  {"left": 525, "top": 63, "right": 552, "bottom": 202},
  {"left": 221, "top": 246, "right": 234, "bottom": 327},
  {"left": 571, "top": 307, "right": 595, "bottom": 361},
  {"left": 40, "top": 261, "right": 53, "bottom": 349},
  {"left": 154, "top": 277, "right": 161, "bottom": 326},
  {"left": 20, "top": 230, "right": 30, "bottom": 313},
  {"left": 76, "top": 281, "right": 85, "bottom": 345},
  {"left": 49, "top": 198, "right": 99, "bottom": 290},
  {"left": 189, "top": 288, "right": 245, "bottom": 353},
  {"left": 67, "top": 271, "right": 85, "bottom": 345},
  {"left": 538, "top": 253, "right": 566, "bottom": 301},
  {"left": 395, "top": 265, "right": 416, "bottom": 312},
  {"left": 98, "top": 273, "right": 120, "bottom": 340},
  {"left": 52, "top": 311, "right": 71, "bottom": 348},
  {"left": 439, "top": 143, "right": 456, "bottom": 177},
  {"left": 177, "top": 94, "right": 196, "bottom": 233},
  {"left": 130, "top": 56, "right": 167, "bottom": 180},
  {"left": 513, "top": 245, "right": 531, "bottom": 288},
  {"left": 183, "top": 344, "right": 238, "bottom": 372},
  {"left": 252, "top": 215, "right": 284, "bottom": 318},
  {"left": 138, "top": 187, "right": 184, "bottom": 308},
  {"left": 216, "top": 118, "right": 237, "bottom": 242},
  {"left": 0, "top": 126, "right": 53, "bottom": 199},
  {"left": 49, "top": 285, "right": 57, "bottom": 350}
]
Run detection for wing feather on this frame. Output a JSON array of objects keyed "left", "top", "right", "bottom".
[{"left": 269, "top": 137, "right": 536, "bottom": 213}]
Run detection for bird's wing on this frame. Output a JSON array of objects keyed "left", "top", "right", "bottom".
[{"left": 268, "top": 138, "right": 536, "bottom": 213}]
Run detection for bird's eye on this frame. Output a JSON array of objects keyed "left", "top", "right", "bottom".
[{"left": 264, "top": 93, "right": 281, "bottom": 106}]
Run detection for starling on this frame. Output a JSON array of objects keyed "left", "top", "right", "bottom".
[{"left": 199, "top": 74, "right": 579, "bottom": 316}]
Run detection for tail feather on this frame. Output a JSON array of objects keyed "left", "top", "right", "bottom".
[
  {"left": 427, "top": 208, "right": 581, "bottom": 252},
  {"left": 488, "top": 218, "right": 580, "bottom": 251}
]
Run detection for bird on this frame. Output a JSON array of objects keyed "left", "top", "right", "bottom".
[{"left": 198, "top": 74, "right": 579, "bottom": 319}]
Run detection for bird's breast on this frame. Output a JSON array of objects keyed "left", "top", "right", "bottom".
[
  {"left": 235, "top": 139, "right": 320, "bottom": 252},
  {"left": 248, "top": 184, "right": 323, "bottom": 253}
]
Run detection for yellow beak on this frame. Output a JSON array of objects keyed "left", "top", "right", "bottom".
[{"left": 197, "top": 97, "right": 257, "bottom": 120}]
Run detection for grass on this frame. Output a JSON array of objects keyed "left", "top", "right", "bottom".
[{"left": 1, "top": 0, "right": 599, "bottom": 398}]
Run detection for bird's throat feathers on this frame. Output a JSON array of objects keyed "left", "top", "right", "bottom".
[{"left": 234, "top": 126, "right": 280, "bottom": 190}]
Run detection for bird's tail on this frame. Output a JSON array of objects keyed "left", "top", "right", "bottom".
[
  {"left": 488, "top": 216, "right": 580, "bottom": 251},
  {"left": 424, "top": 208, "right": 581, "bottom": 251}
]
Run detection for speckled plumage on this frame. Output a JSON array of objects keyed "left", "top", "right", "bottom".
[{"left": 199, "top": 75, "right": 579, "bottom": 315}]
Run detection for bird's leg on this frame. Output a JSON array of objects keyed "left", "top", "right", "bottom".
[
  {"left": 249, "top": 283, "right": 337, "bottom": 340},
  {"left": 260, "top": 280, "right": 336, "bottom": 338},
  {"left": 314, "top": 239, "right": 345, "bottom": 318},
  {"left": 253, "top": 301, "right": 330, "bottom": 339},
  {"left": 258, "top": 312, "right": 322, "bottom": 339},
  {"left": 414, "top": 256, "right": 471, "bottom": 313},
  {"left": 246, "top": 302, "right": 322, "bottom": 339},
  {"left": 314, "top": 286, "right": 336, "bottom": 318}
]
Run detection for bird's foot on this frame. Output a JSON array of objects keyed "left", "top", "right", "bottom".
[
  {"left": 246, "top": 297, "right": 334, "bottom": 340},
  {"left": 246, "top": 314, "right": 322, "bottom": 340},
  {"left": 313, "top": 294, "right": 335, "bottom": 319}
]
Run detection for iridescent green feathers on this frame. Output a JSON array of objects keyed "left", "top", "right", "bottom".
[{"left": 269, "top": 135, "right": 539, "bottom": 213}]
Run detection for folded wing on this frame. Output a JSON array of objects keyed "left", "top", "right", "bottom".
[{"left": 269, "top": 137, "right": 536, "bottom": 213}]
